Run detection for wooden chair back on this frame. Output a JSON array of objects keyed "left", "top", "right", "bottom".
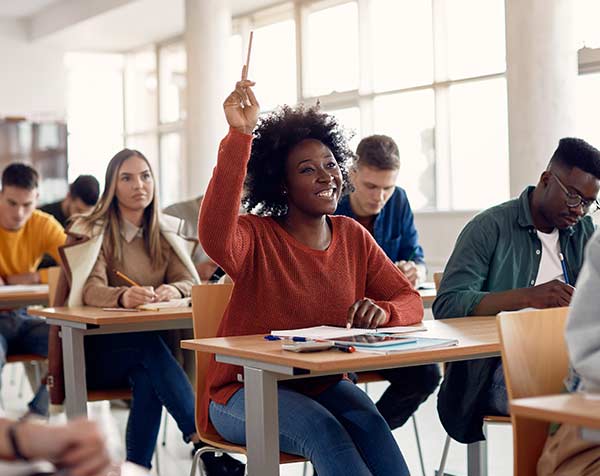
[
  {"left": 433, "top": 272, "right": 444, "bottom": 291},
  {"left": 497, "top": 307, "right": 570, "bottom": 476},
  {"left": 190, "top": 283, "right": 304, "bottom": 463},
  {"left": 191, "top": 283, "right": 234, "bottom": 429},
  {"left": 47, "top": 266, "right": 61, "bottom": 306}
]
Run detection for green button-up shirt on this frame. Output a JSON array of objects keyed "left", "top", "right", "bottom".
[
  {"left": 432, "top": 186, "right": 596, "bottom": 443},
  {"left": 433, "top": 186, "right": 596, "bottom": 319}
]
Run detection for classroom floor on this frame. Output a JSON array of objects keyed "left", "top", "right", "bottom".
[{"left": 0, "top": 365, "right": 513, "bottom": 476}]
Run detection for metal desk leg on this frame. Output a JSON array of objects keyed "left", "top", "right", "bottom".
[
  {"left": 61, "top": 326, "right": 88, "bottom": 418},
  {"left": 244, "top": 366, "right": 280, "bottom": 476},
  {"left": 467, "top": 440, "right": 487, "bottom": 476}
]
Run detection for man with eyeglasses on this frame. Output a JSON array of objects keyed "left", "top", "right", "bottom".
[{"left": 432, "top": 137, "right": 600, "bottom": 444}]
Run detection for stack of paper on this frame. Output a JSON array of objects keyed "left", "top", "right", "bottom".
[
  {"left": 137, "top": 297, "right": 191, "bottom": 311},
  {"left": 271, "top": 324, "right": 426, "bottom": 340},
  {"left": 355, "top": 337, "right": 458, "bottom": 354}
]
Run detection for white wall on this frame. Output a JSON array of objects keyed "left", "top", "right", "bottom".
[
  {"left": 0, "top": 19, "right": 66, "bottom": 118},
  {"left": 414, "top": 210, "right": 478, "bottom": 276}
]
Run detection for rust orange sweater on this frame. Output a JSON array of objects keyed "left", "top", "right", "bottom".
[{"left": 198, "top": 128, "right": 424, "bottom": 431}]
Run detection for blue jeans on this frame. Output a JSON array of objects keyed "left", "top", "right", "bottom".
[
  {"left": 373, "top": 363, "right": 441, "bottom": 430},
  {"left": 209, "top": 380, "right": 410, "bottom": 476},
  {"left": 0, "top": 308, "right": 49, "bottom": 415},
  {"left": 85, "top": 332, "right": 196, "bottom": 469},
  {"left": 484, "top": 361, "right": 509, "bottom": 416}
]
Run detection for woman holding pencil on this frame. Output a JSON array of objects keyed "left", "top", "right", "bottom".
[
  {"left": 51, "top": 149, "right": 211, "bottom": 471},
  {"left": 198, "top": 69, "right": 423, "bottom": 475}
]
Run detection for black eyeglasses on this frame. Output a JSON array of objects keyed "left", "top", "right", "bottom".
[{"left": 550, "top": 172, "right": 600, "bottom": 214}]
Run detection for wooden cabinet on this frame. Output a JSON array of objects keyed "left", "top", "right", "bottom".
[{"left": 0, "top": 118, "right": 68, "bottom": 202}]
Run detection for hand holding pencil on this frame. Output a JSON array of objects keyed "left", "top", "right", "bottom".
[
  {"left": 115, "top": 270, "right": 157, "bottom": 309},
  {"left": 223, "top": 31, "right": 259, "bottom": 135}
]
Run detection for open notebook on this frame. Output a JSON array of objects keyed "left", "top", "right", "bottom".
[
  {"left": 271, "top": 324, "right": 426, "bottom": 340},
  {"left": 0, "top": 284, "right": 48, "bottom": 294},
  {"left": 137, "top": 297, "right": 191, "bottom": 311}
]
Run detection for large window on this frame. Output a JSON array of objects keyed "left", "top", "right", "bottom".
[
  {"left": 122, "top": 40, "right": 187, "bottom": 208},
  {"left": 290, "top": 0, "right": 508, "bottom": 210},
  {"left": 117, "top": 0, "right": 509, "bottom": 211}
]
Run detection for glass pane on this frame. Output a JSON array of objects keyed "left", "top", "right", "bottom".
[
  {"left": 159, "top": 132, "right": 185, "bottom": 208},
  {"left": 228, "top": 34, "right": 244, "bottom": 84},
  {"left": 373, "top": 89, "right": 436, "bottom": 210},
  {"left": 305, "top": 2, "right": 359, "bottom": 97},
  {"left": 446, "top": 0, "right": 506, "bottom": 79},
  {"left": 125, "top": 134, "right": 159, "bottom": 179},
  {"left": 325, "top": 106, "right": 361, "bottom": 153},
  {"left": 125, "top": 48, "right": 157, "bottom": 133},
  {"left": 576, "top": 0, "right": 600, "bottom": 47},
  {"left": 252, "top": 20, "right": 297, "bottom": 111},
  {"left": 66, "top": 52, "right": 124, "bottom": 191},
  {"left": 371, "top": 0, "right": 433, "bottom": 92},
  {"left": 449, "top": 77, "right": 509, "bottom": 209},
  {"left": 159, "top": 43, "right": 187, "bottom": 123},
  {"left": 576, "top": 73, "right": 600, "bottom": 149}
]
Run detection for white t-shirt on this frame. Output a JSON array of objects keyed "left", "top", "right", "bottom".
[{"left": 534, "top": 228, "right": 565, "bottom": 285}]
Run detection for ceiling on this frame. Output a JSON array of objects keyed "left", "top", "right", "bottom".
[
  {"left": 26, "top": 0, "right": 283, "bottom": 51},
  {"left": 0, "top": 0, "right": 59, "bottom": 18}
]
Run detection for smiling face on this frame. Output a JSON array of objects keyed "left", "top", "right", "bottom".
[
  {"left": 115, "top": 155, "right": 154, "bottom": 214},
  {"left": 283, "top": 139, "right": 343, "bottom": 218}
]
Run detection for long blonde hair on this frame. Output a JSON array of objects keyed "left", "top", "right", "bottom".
[{"left": 77, "top": 149, "right": 165, "bottom": 267}]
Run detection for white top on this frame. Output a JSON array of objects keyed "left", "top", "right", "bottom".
[{"left": 534, "top": 228, "right": 564, "bottom": 285}]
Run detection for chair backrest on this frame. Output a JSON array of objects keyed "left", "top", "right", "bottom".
[
  {"left": 47, "top": 266, "right": 61, "bottom": 306},
  {"left": 497, "top": 307, "right": 570, "bottom": 476},
  {"left": 191, "top": 283, "right": 234, "bottom": 436},
  {"left": 497, "top": 307, "right": 569, "bottom": 400},
  {"left": 433, "top": 272, "right": 443, "bottom": 291}
]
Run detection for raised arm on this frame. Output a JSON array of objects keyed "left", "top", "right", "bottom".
[{"left": 198, "top": 76, "right": 260, "bottom": 278}]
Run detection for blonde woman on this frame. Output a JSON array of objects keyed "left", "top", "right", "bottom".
[{"left": 55, "top": 149, "right": 202, "bottom": 470}]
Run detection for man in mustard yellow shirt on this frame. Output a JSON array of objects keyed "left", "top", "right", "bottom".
[{"left": 0, "top": 163, "right": 66, "bottom": 416}]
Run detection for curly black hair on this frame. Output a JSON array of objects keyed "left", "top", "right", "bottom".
[{"left": 243, "top": 104, "right": 355, "bottom": 216}]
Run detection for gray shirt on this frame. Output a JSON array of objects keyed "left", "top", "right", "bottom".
[
  {"left": 566, "top": 229, "right": 600, "bottom": 393},
  {"left": 163, "top": 196, "right": 208, "bottom": 265}
]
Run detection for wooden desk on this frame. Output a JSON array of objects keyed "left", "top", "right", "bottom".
[
  {"left": 29, "top": 306, "right": 192, "bottom": 418},
  {"left": 511, "top": 394, "right": 600, "bottom": 441},
  {"left": 182, "top": 315, "right": 499, "bottom": 476},
  {"left": 0, "top": 284, "right": 49, "bottom": 308}
]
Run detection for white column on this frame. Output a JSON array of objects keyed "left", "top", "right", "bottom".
[
  {"left": 185, "top": 0, "right": 231, "bottom": 197},
  {"left": 505, "top": 0, "right": 578, "bottom": 196}
]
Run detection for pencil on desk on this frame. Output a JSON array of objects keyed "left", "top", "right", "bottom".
[{"left": 114, "top": 269, "right": 141, "bottom": 287}]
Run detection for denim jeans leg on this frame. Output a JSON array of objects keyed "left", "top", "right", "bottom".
[
  {"left": 315, "top": 380, "right": 410, "bottom": 476},
  {"left": 18, "top": 313, "right": 49, "bottom": 416},
  {"left": 486, "top": 362, "right": 509, "bottom": 416},
  {"left": 126, "top": 366, "right": 163, "bottom": 468},
  {"left": 0, "top": 334, "right": 8, "bottom": 394},
  {"left": 209, "top": 384, "right": 404, "bottom": 476},
  {"left": 376, "top": 364, "right": 441, "bottom": 430},
  {"left": 137, "top": 333, "right": 196, "bottom": 439}
]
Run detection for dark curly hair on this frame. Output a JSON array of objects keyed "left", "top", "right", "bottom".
[{"left": 243, "top": 104, "right": 354, "bottom": 216}]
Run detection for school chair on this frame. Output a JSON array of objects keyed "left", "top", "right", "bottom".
[
  {"left": 0, "top": 267, "right": 60, "bottom": 410},
  {"left": 189, "top": 283, "right": 308, "bottom": 476},
  {"left": 434, "top": 271, "right": 511, "bottom": 476},
  {"left": 497, "top": 307, "right": 569, "bottom": 476}
]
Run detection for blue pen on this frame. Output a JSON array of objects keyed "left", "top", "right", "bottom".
[
  {"left": 559, "top": 252, "right": 570, "bottom": 285},
  {"left": 264, "top": 335, "right": 282, "bottom": 341},
  {"left": 292, "top": 336, "right": 308, "bottom": 342}
]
